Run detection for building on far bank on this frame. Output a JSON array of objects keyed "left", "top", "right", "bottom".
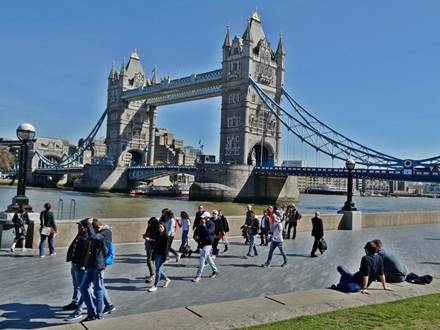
[{"left": 154, "top": 128, "right": 197, "bottom": 166}]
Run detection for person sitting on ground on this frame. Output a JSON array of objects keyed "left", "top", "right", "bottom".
[
  {"left": 334, "top": 241, "right": 391, "bottom": 294},
  {"left": 11, "top": 204, "right": 29, "bottom": 252},
  {"left": 372, "top": 239, "right": 408, "bottom": 283}
]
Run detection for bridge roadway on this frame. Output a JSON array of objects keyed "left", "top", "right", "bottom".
[{"left": 0, "top": 224, "right": 439, "bottom": 329}]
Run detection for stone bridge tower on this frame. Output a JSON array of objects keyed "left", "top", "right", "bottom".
[
  {"left": 106, "top": 51, "right": 156, "bottom": 166},
  {"left": 220, "top": 10, "right": 285, "bottom": 166}
]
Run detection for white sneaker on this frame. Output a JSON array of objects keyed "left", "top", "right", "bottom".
[
  {"left": 148, "top": 286, "right": 158, "bottom": 292},
  {"left": 192, "top": 277, "right": 201, "bottom": 283},
  {"left": 163, "top": 279, "right": 171, "bottom": 288},
  {"left": 22, "top": 248, "right": 27, "bottom": 252},
  {"left": 176, "top": 254, "right": 181, "bottom": 263}
]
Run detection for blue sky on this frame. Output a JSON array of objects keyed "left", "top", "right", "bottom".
[{"left": 1, "top": 1, "right": 439, "bottom": 166}]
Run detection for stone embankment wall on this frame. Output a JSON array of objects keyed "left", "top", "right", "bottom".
[{"left": 29, "top": 211, "right": 440, "bottom": 249}]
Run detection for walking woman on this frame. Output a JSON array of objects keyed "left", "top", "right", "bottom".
[
  {"left": 39, "top": 202, "right": 57, "bottom": 257},
  {"left": 178, "top": 211, "right": 191, "bottom": 252},
  {"left": 162, "top": 210, "right": 180, "bottom": 262},
  {"left": 10, "top": 204, "right": 29, "bottom": 252},
  {"left": 148, "top": 222, "right": 171, "bottom": 292},
  {"left": 143, "top": 217, "right": 159, "bottom": 283},
  {"left": 263, "top": 214, "right": 287, "bottom": 267}
]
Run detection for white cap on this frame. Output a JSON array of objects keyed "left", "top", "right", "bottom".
[{"left": 201, "top": 211, "right": 211, "bottom": 218}]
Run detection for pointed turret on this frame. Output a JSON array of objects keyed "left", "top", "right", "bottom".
[
  {"left": 108, "top": 62, "right": 117, "bottom": 80},
  {"left": 243, "top": 19, "right": 252, "bottom": 44},
  {"left": 119, "top": 59, "right": 126, "bottom": 78},
  {"left": 151, "top": 66, "right": 158, "bottom": 84},
  {"left": 223, "top": 25, "right": 232, "bottom": 48},
  {"left": 276, "top": 33, "right": 285, "bottom": 57}
]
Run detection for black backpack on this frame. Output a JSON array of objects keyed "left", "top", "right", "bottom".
[{"left": 405, "top": 272, "right": 433, "bottom": 285}]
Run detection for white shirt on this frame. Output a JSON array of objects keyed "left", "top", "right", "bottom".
[{"left": 271, "top": 220, "right": 284, "bottom": 242}]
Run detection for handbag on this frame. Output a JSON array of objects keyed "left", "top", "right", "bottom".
[
  {"left": 319, "top": 238, "right": 328, "bottom": 251},
  {"left": 41, "top": 226, "right": 52, "bottom": 236}
]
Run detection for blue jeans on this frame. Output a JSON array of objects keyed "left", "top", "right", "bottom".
[
  {"left": 337, "top": 265, "right": 354, "bottom": 281},
  {"left": 196, "top": 245, "right": 217, "bottom": 277},
  {"left": 336, "top": 265, "right": 361, "bottom": 292},
  {"left": 247, "top": 234, "right": 258, "bottom": 256},
  {"left": 154, "top": 254, "right": 168, "bottom": 286},
  {"left": 71, "top": 264, "right": 93, "bottom": 313},
  {"left": 179, "top": 230, "right": 189, "bottom": 251},
  {"left": 80, "top": 268, "right": 105, "bottom": 319},
  {"left": 265, "top": 241, "right": 287, "bottom": 265},
  {"left": 39, "top": 234, "right": 54, "bottom": 256}
]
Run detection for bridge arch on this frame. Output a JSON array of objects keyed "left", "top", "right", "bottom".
[
  {"left": 247, "top": 142, "right": 274, "bottom": 167},
  {"left": 127, "top": 149, "right": 144, "bottom": 166}
]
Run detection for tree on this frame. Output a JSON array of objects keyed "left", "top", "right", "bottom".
[{"left": 0, "top": 146, "right": 15, "bottom": 170}]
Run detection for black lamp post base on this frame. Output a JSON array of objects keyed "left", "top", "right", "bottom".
[
  {"left": 341, "top": 201, "right": 357, "bottom": 212},
  {"left": 6, "top": 196, "right": 33, "bottom": 212}
]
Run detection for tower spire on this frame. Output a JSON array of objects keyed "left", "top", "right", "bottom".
[
  {"left": 108, "top": 61, "right": 116, "bottom": 79},
  {"left": 119, "top": 58, "right": 126, "bottom": 77},
  {"left": 223, "top": 25, "right": 232, "bottom": 48},
  {"left": 243, "top": 19, "right": 252, "bottom": 43},
  {"left": 151, "top": 66, "right": 158, "bottom": 84},
  {"left": 276, "top": 32, "right": 285, "bottom": 56}
]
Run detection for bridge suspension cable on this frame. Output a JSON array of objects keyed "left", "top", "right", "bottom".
[{"left": 35, "top": 109, "right": 108, "bottom": 168}]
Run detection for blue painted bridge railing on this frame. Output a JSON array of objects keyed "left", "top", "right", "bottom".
[
  {"left": 128, "top": 165, "right": 197, "bottom": 181},
  {"left": 254, "top": 166, "right": 440, "bottom": 183}
]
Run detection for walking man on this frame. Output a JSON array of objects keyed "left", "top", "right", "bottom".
[
  {"left": 246, "top": 211, "right": 259, "bottom": 257},
  {"left": 263, "top": 214, "right": 287, "bottom": 267},
  {"left": 311, "top": 211, "right": 324, "bottom": 257},
  {"left": 192, "top": 212, "right": 219, "bottom": 282}
]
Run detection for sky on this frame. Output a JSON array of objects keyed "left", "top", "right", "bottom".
[{"left": 0, "top": 0, "right": 439, "bottom": 167}]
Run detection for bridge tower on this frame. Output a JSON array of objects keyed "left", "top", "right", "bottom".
[
  {"left": 105, "top": 51, "right": 156, "bottom": 166},
  {"left": 220, "top": 10, "right": 284, "bottom": 166}
]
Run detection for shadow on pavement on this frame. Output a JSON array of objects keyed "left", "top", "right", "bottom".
[
  {"left": 0, "top": 303, "right": 64, "bottom": 329},
  {"left": 106, "top": 285, "right": 146, "bottom": 292},
  {"left": 286, "top": 253, "right": 311, "bottom": 258},
  {"left": 420, "top": 262, "right": 440, "bottom": 265}
]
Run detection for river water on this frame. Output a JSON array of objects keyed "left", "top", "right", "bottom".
[{"left": 0, "top": 186, "right": 439, "bottom": 220}]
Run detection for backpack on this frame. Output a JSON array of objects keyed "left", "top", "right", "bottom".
[
  {"left": 405, "top": 272, "right": 433, "bottom": 285},
  {"left": 105, "top": 242, "right": 115, "bottom": 266},
  {"left": 294, "top": 210, "right": 302, "bottom": 221}
]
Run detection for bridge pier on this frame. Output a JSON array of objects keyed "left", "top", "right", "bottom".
[
  {"left": 74, "top": 164, "right": 128, "bottom": 192},
  {"left": 190, "top": 164, "right": 299, "bottom": 203}
]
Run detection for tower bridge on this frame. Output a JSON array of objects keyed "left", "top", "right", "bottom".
[{"left": 32, "top": 9, "right": 440, "bottom": 202}]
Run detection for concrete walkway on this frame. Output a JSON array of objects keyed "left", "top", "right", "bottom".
[
  {"left": 45, "top": 277, "right": 440, "bottom": 330},
  {"left": 0, "top": 224, "right": 439, "bottom": 329}
]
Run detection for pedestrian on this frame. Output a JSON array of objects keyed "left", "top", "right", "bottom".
[
  {"left": 246, "top": 211, "right": 259, "bottom": 257},
  {"left": 333, "top": 241, "right": 391, "bottom": 294},
  {"left": 286, "top": 203, "right": 301, "bottom": 239},
  {"left": 263, "top": 214, "right": 287, "bottom": 267},
  {"left": 259, "top": 210, "right": 270, "bottom": 246},
  {"left": 178, "top": 211, "right": 191, "bottom": 253},
  {"left": 211, "top": 210, "right": 224, "bottom": 257},
  {"left": 148, "top": 222, "right": 171, "bottom": 292},
  {"left": 143, "top": 217, "right": 159, "bottom": 284},
  {"left": 241, "top": 205, "right": 253, "bottom": 244},
  {"left": 192, "top": 211, "right": 219, "bottom": 282},
  {"left": 10, "top": 204, "right": 29, "bottom": 252},
  {"left": 39, "top": 202, "right": 57, "bottom": 257},
  {"left": 311, "top": 211, "right": 324, "bottom": 258},
  {"left": 161, "top": 210, "right": 180, "bottom": 262},
  {"left": 218, "top": 210, "right": 230, "bottom": 252},
  {"left": 193, "top": 205, "right": 205, "bottom": 253},
  {"left": 372, "top": 239, "right": 408, "bottom": 283},
  {"left": 79, "top": 218, "right": 113, "bottom": 321}
]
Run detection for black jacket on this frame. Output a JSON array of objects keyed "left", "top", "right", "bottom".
[
  {"left": 150, "top": 230, "right": 169, "bottom": 258},
  {"left": 220, "top": 215, "right": 229, "bottom": 233},
  {"left": 193, "top": 224, "right": 212, "bottom": 247},
  {"left": 311, "top": 217, "right": 324, "bottom": 238},
  {"left": 40, "top": 210, "right": 56, "bottom": 232},
  {"left": 193, "top": 210, "right": 204, "bottom": 230},
  {"left": 249, "top": 218, "right": 259, "bottom": 236},
  {"left": 83, "top": 223, "right": 112, "bottom": 270},
  {"left": 66, "top": 234, "right": 88, "bottom": 267}
]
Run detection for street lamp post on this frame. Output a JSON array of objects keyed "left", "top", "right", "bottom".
[
  {"left": 7, "top": 123, "right": 36, "bottom": 212},
  {"left": 342, "top": 158, "right": 357, "bottom": 211}
]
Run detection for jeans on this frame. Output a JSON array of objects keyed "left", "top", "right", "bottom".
[
  {"left": 146, "top": 248, "right": 155, "bottom": 277},
  {"left": 212, "top": 237, "right": 220, "bottom": 256},
  {"left": 260, "top": 229, "right": 269, "bottom": 245},
  {"left": 80, "top": 268, "right": 105, "bottom": 319},
  {"left": 39, "top": 234, "right": 54, "bottom": 256},
  {"left": 179, "top": 230, "right": 189, "bottom": 252},
  {"left": 265, "top": 241, "right": 287, "bottom": 265},
  {"left": 247, "top": 234, "right": 258, "bottom": 256},
  {"left": 196, "top": 245, "right": 217, "bottom": 277},
  {"left": 287, "top": 222, "right": 297, "bottom": 238},
  {"left": 337, "top": 265, "right": 354, "bottom": 281},
  {"left": 154, "top": 254, "right": 168, "bottom": 286}
]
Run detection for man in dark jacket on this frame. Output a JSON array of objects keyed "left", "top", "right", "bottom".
[
  {"left": 192, "top": 212, "right": 219, "bottom": 282},
  {"left": 246, "top": 211, "right": 259, "bottom": 257},
  {"left": 79, "top": 218, "right": 112, "bottom": 321},
  {"left": 311, "top": 211, "right": 324, "bottom": 257}
]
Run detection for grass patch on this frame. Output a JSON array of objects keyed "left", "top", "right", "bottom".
[{"left": 243, "top": 294, "right": 440, "bottom": 330}]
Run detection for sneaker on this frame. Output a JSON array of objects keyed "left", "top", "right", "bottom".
[
  {"left": 176, "top": 254, "right": 181, "bottom": 263},
  {"left": 65, "top": 311, "right": 83, "bottom": 322},
  {"left": 281, "top": 263, "right": 288, "bottom": 267},
  {"left": 246, "top": 253, "right": 252, "bottom": 257},
  {"left": 62, "top": 302, "right": 78, "bottom": 311},
  {"left": 148, "top": 286, "right": 158, "bottom": 292},
  {"left": 10, "top": 247, "right": 15, "bottom": 252},
  {"left": 192, "top": 276, "right": 201, "bottom": 283},
  {"left": 39, "top": 255, "right": 45, "bottom": 258},
  {"left": 22, "top": 248, "right": 27, "bottom": 252},
  {"left": 262, "top": 263, "right": 270, "bottom": 268},
  {"left": 311, "top": 254, "right": 318, "bottom": 258},
  {"left": 50, "top": 252, "right": 56, "bottom": 256},
  {"left": 103, "top": 304, "right": 116, "bottom": 315},
  {"left": 145, "top": 275, "right": 155, "bottom": 284},
  {"left": 210, "top": 271, "right": 219, "bottom": 279},
  {"left": 163, "top": 279, "right": 171, "bottom": 288},
  {"left": 83, "top": 315, "right": 96, "bottom": 322}
]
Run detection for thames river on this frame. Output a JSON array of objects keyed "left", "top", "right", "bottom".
[{"left": 0, "top": 186, "right": 439, "bottom": 219}]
